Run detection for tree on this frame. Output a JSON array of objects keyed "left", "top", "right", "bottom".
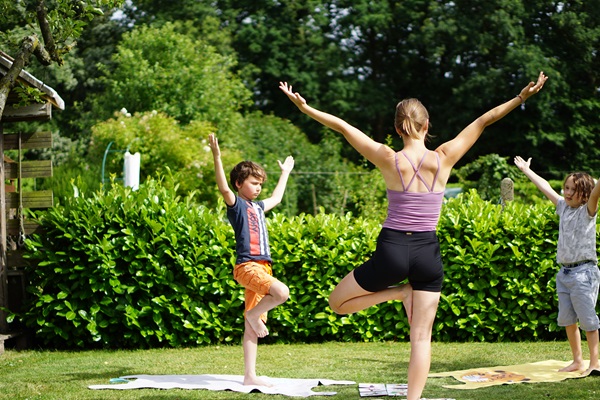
[
  {"left": 199, "top": 1, "right": 597, "bottom": 177},
  {"left": 87, "top": 109, "right": 230, "bottom": 203},
  {"left": 90, "top": 22, "right": 252, "bottom": 134},
  {"left": 0, "top": 0, "right": 125, "bottom": 119},
  {"left": 7, "top": 1, "right": 597, "bottom": 201},
  {"left": 519, "top": 0, "right": 600, "bottom": 176}
]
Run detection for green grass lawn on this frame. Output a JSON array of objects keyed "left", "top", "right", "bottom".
[{"left": 0, "top": 341, "right": 598, "bottom": 399}]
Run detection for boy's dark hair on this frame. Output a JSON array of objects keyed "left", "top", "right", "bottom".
[
  {"left": 565, "top": 172, "right": 595, "bottom": 204},
  {"left": 230, "top": 161, "right": 267, "bottom": 191}
]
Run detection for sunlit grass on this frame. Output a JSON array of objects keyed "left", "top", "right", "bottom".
[{"left": 0, "top": 341, "right": 598, "bottom": 399}]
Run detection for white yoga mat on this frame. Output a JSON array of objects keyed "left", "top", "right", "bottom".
[{"left": 89, "top": 374, "right": 355, "bottom": 397}]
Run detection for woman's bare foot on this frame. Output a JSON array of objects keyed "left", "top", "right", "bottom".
[
  {"left": 398, "top": 284, "right": 413, "bottom": 324},
  {"left": 559, "top": 361, "right": 586, "bottom": 372},
  {"left": 244, "top": 376, "right": 274, "bottom": 387},
  {"left": 246, "top": 310, "right": 269, "bottom": 338}
]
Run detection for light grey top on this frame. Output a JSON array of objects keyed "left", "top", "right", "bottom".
[{"left": 556, "top": 198, "right": 598, "bottom": 265}]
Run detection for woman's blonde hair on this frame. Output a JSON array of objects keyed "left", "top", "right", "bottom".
[{"left": 395, "top": 98, "right": 430, "bottom": 140}]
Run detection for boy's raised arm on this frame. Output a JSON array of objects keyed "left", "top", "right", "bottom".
[
  {"left": 514, "top": 155, "right": 561, "bottom": 206},
  {"left": 208, "top": 133, "right": 236, "bottom": 207},
  {"left": 262, "top": 156, "right": 294, "bottom": 212}
]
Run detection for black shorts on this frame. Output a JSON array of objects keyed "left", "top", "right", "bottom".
[{"left": 353, "top": 228, "right": 444, "bottom": 292}]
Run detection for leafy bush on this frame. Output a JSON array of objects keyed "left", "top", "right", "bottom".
[
  {"left": 437, "top": 190, "right": 560, "bottom": 341},
  {"left": 92, "top": 21, "right": 252, "bottom": 129},
  {"left": 455, "top": 153, "right": 521, "bottom": 201},
  {"left": 23, "top": 179, "right": 242, "bottom": 348},
  {"left": 20, "top": 183, "right": 587, "bottom": 348},
  {"left": 87, "top": 110, "right": 226, "bottom": 200}
]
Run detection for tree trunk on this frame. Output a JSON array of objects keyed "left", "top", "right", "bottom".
[{"left": 0, "top": 36, "right": 40, "bottom": 119}]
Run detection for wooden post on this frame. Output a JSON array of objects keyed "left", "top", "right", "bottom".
[
  {"left": 0, "top": 125, "right": 7, "bottom": 333},
  {"left": 500, "top": 177, "right": 514, "bottom": 210},
  {"left": 311, "top": 184, "right": 317, "bottom": 216},
  {"left": 0, "top": 51, "right": 63, "bottom": 347}
]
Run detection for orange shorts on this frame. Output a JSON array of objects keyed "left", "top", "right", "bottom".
[{"left": 233, "top": 260, "right": 276, "bottom": 323}]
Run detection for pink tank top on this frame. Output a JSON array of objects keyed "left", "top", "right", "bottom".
[{"left": 382, "top": 151, "right": 445, "bottom": 232}]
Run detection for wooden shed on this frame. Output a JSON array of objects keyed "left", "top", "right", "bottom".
[{"left": 0, "top": 50, "right": 62, "bottom": 353}]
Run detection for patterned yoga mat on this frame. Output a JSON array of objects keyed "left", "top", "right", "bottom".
[{"left": 429, "top": 359, "right": 598, "bottom": 389}]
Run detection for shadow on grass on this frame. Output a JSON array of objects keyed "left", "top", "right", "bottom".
[
  {"left": 434, "top": 354, "right": 502, "bottom": 372},
  {"left": 62, "top": 366, "right": 136, "bottom": 381},
  {"left": 350, "top": 353, "right": 502, "bottom": 374}
]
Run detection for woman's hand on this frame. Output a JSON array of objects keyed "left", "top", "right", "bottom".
[
  {"left": 279, "top": 82, "right": 308, "bottom": 109},
  {"left": 519, "top": 71, "right": 548, "bottom": 102}
]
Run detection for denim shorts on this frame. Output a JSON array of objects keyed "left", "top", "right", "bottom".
[{"left": 555, "top": 262, "right": 600, "bottom": 331}]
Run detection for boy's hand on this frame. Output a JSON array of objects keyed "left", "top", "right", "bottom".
[
  {"left": 208, "top": 133, "right": 220, "bottom": 157},
  {"left": 278, "top": 155, "right": 295, "bottom": 173},
  {"left": 514, "top": 155, "right": 532, "bottom": 172}
]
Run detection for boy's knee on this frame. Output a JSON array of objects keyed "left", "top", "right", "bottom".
[
  {"left": 279, "top": 285, "right": 290, "bottom": 302},
  {"left": 271, "top": 283, "right": 289, "bottom": 302}
]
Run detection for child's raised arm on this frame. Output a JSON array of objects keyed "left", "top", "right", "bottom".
[
  {"left": 262, "top": 156, "right": 295, "bottom": 212},
  {"left": 587, "top": 178, "right": 600, "bottom": 216},
  {"left": 514, "top": 155, "right": 561, "bottom": 206},
  {"left": 208, "top": 133, "right": 236, "bottom": 207}
]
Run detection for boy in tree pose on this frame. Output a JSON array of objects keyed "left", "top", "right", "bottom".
[{"left": 208, "top": 133, "right": 294, "bottom": 386}]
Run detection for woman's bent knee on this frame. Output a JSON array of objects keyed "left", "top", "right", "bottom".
[{"left": 328, "top": 297, "right": 346, "bottom": 315}]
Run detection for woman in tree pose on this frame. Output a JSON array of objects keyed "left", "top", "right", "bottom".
[{"left": 279, "top": 71, "right": 548, "bottom": 400}]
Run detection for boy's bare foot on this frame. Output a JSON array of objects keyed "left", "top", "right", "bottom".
[
  {"left": 559, "top": 361, "right": 586, "bottom": 372},
  {"left": 398, "top": 284, "right": 413, "bottom": 324},
  {"left": 244, "top": 376, "right": 274, "bottom": 387},
  {"left": 246, "top": 310, "right": 269, "bottom": 338},
  {"left": 582, "top": 364, "right": 600, "bottom": 376}
]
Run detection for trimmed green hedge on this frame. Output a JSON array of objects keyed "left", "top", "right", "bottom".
[
  {"left": 437, "top": 192, "right": 560, "bottom": 341},
  {"left": 19, "top": 181, "right": 581, "bottom": 348}
]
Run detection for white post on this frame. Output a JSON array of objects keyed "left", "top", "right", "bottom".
[{"left": 124, "top": 151, "right": 140, "bottom": 190}]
